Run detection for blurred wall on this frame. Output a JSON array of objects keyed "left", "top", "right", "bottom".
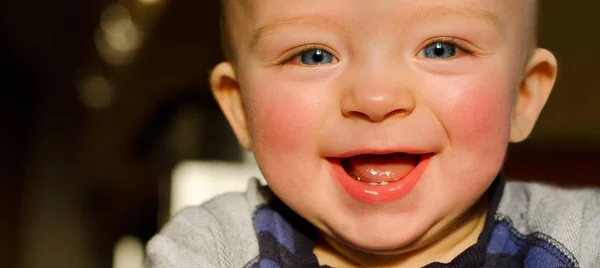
[{"left": 532, "top": 1, "right": 600, "bottom": 143}]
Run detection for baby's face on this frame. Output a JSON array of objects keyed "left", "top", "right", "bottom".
[{"left": 218, "top": 0, "right": 545, "bottom": 254}]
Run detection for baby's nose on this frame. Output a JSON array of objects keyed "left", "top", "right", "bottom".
[{"left": 341, "top": 74, "right": 416, "bottom": 122}]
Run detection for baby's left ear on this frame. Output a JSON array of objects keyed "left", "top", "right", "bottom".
[{"left": 510, "top": 48, "right": 558, "bottom": 142}]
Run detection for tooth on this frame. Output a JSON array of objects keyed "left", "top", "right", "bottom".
[
  {"left": 379, "top": 181, "right": 388, "bottom": 185},
  {"left": 368, "top": 182, "right": 379, "bottom": 186}
]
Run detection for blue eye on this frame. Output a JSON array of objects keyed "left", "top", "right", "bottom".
[
  {"left": 300, "top": 48, "right": 334, "bottom": 65},
  {"left": 422, "top": 42, "right": 457, "bottom": 59}
]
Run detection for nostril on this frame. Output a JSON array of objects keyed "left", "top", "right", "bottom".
[
  {"left": 383, "top": 108, "right": 410, "bottom": 120},
  {"left": 344, "top": 108, "right": 409, "bottom": 122},
  {"left": 344, "top": 111, "right": 372, "bottom": 121}
]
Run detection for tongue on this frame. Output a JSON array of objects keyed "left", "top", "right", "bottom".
[{"left": 344, "top": 153, "right": 419, "bottom": 183}]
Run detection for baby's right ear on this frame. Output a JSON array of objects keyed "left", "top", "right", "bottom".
[{"left": 210, "top": 62, "right": 252, "bottom": 150}]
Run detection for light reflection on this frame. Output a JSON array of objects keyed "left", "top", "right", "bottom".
[
  {"left": 100, "top": 4, "right": 132, "bottom": 35},
  {"left": 170, "top": 152, "right": 265, "bottom": 216},
  {"left": 96, "top": 4, "right": 142, "bottom": 65},
  {"left": 77, "top": 74, "right": 115, "bottom": 109},
  {"left": 113, "top": 236, "right": 144, "bottom": 268},
  {"left": 138, "top": 0, "right": 161, "bottom": 4},
  {"left": 364, "top": 190, "right": 379, "bottom": 196}
]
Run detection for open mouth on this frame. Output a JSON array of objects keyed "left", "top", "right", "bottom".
[
  {"left": 329, "top": 152, "right": 432, "bottom": 203},
  {"left": 341, "top": 153, "right": 421, "bottom": 186}
]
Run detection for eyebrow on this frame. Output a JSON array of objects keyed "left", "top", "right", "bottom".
[
  {"left": 411, "top": 6, "right": 503, "bottom": 30},
  {"left": 249, "top": 6, "right": 503, "bottom": 50},
  {"left": 249, "top": 16, "right": 341, "bottom": 50}
]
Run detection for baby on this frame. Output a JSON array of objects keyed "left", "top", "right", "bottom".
[{"left": 147, "top": 0, "right": 600, "bottom": 267}]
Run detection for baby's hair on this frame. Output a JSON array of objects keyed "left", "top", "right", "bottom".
[{"left": 218, "top": 0, "right": 539, "bottom": 63}]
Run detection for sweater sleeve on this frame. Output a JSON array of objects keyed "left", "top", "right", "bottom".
[
  {"left": 579, "top": 188, "right": 600, "bottom": 268},
  {"left": 500, "top": 182, "right": 600, "bottom": 268},
  {"left": 145, "top": 206, "right": 224, "bottom": 268},
  {"left": 145, "top": 191, "right": 261, "bottom": 268}
]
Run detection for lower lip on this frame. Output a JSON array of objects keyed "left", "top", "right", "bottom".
[{"left": 329, "top": 154, "right": 432, "bottom": 204}]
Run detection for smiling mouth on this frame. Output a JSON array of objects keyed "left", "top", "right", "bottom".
[{"left": 340, "top": 153, "right": 421, "bottom": 185}]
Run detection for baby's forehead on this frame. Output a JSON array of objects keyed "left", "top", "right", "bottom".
[
  {"left": 228, "top": 0, "right": 533, "bottom": 24},
  {"left": 221, "top": 0, "right": 537, "bottom": 63},
  {"left": 225, "top": 0, "right": 535, "bottom": 41}
]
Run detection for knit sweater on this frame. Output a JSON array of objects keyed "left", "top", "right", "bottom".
[{"left": 146, "top": 178, "right": 600, "bottom": 268}]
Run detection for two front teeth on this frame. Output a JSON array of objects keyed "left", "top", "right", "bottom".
[{"left": 352, "top": 176, "right": 401, "bottom": 185}]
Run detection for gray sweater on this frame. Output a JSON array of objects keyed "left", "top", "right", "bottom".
[{"left": 146, "top": 179, "right": 600, "bottom": 267}]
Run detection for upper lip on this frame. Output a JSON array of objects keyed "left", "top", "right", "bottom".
[{"left": 329, "top": 148, "right": 433, "bottom": 158}]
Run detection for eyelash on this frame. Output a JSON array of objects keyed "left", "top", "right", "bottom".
[
  {"left": 420, "top": 37, "right": 476, "bottom": 57},
  {"left": 273, "top": 37, "right": 476, "bottom": 65},
  {"left": 275, "top": 44, "right": 333, "bottom": 65}
]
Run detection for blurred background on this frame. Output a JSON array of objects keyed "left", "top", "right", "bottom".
[{"left": 0, "top": 1, "right": 598, "bottom": 268}]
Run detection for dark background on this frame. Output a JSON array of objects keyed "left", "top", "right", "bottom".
[{"left": 1, "top": 1, "right": 598, "bottom": 267}]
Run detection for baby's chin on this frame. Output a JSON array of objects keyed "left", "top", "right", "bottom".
[
  {"left": 317, "top": 213, "right": 439, "bottom": 255},
  {"left": 321, "top": 233, "right": 430, "bottom": 265}
]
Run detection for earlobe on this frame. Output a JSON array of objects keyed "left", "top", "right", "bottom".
[
  {"left": 509, "top": 48, "right": 558, "bottom": 142},
  {"left": 210, "top": 62, "right": 252, "bottom": 150}
]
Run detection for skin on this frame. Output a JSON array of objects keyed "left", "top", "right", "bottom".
[{"left": 211, "top": 0, "right": 557, "bottom": 266}]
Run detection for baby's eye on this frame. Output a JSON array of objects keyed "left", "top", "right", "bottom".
[
  {"left": 420, "top": 42, "right": 458, "bottom": 59},
  {"left": 299, "top": 48, "right": 334, "bottom": 65}
]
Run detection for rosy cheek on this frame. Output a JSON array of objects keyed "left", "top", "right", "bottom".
[
  {"left": 243, "top": 74, "right": 322, "bottom": 169},
  {"left": 430, "top": 71, "right": 513, "bottom": 152},
  {"left": 255, "top": 96, "right": 309, "bottom": 153},
  {"left": 455, "top": 90, "right": 509, "bottom": 136}
]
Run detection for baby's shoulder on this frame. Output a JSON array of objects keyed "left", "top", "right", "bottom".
[
  {"left": 500, "top": 181, "right": 600, "bottom": 222},
  {"left": 498, "top": 181, "right": 600, "bottom": 266},
  {"left": 145, "top": 179, "right": 269, "bottom": 268}
]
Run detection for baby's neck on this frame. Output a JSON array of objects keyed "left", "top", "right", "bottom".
[{"left": 313, "top": 198, "right": 488, "bottom": 267}]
